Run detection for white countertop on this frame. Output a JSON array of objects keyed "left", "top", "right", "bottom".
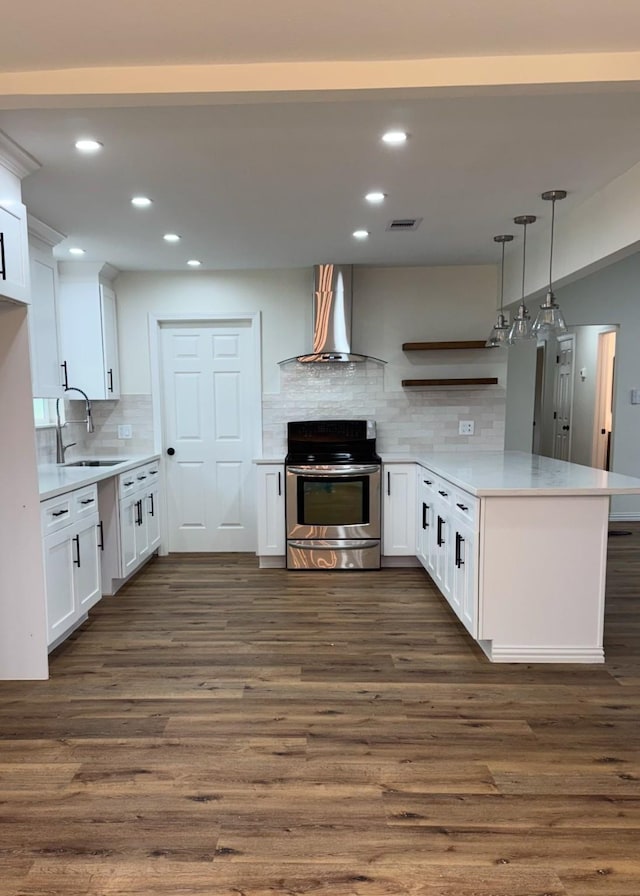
[
  {"left": 39, "top": 454, "right": 161, "bottom": 501},
  {"left": 398, "top": 450, "right": 640, "bottom": 497}
]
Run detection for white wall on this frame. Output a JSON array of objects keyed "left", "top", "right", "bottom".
[
  {"left": 116, "top": 263, "right": 504, "bottom": 395},
  {"left": 504, "top": 252, "right": 640, "bottom": 517}
]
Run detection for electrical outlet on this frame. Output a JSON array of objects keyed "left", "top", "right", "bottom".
[
  {"left": 117, "top": 424, "right": 133, "bottom": 439},
  {"left": 458, "top": 420, "right": 475, "bottom": 435}
]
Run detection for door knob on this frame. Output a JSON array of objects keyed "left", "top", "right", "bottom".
[{"left": 166, "top": 447, "right": 175, "bottom": 456}]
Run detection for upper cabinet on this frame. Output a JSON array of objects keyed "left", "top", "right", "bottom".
[
  {"left": 0, "top": 131, "right": 39, "bottom": 305},
  {"left": 57, "top": 262, "right": 121, "bottom": 400},
  {"left": 28, "top": 219, "right": 65, "bottom": 398}
]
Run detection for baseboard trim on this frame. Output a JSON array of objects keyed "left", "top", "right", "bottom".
[
  {"left": 608, "top": 512, "right": 640, "bottom": 522},
  {"left": 478, "top": 640, "right": 604, "bottom": 664},
  {"left": 381, "top": 556, "right": 420, "bottom": 568}
]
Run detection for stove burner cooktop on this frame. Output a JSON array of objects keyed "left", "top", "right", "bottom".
[{"left": 285, "top": 419, "right": 380, "bottom": 466}]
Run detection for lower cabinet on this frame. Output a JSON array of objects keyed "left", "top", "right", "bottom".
[
  {"left": 99, "top": 461, "right": 162, "bottom": 593},
  {"left": 382, "top": 463, "right": 416, "bottom": 556},
  {"left": 416, "top": 465, "right": 478, "bottom": 638},
  {"left": 41, "top": 484, "right": 101, "bottom": 648},
  {"left": 256, "top": 464, "right": 285, "bottom": 563}
]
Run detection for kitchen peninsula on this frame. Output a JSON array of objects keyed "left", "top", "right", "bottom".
[{"left": 393, "top": 450, "right": 640, "bottom": 664}]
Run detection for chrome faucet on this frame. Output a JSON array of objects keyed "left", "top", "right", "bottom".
[{"left": 55, "top": 386, "right": 95, "bottom": 464}]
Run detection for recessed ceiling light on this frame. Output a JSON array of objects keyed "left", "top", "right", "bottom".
[
  {"left": 382, "top": 131, "right": 408, "bottom": 146},
  {"left": 131, "top": 196, "right": 152, "bottom": 208},
  {"left": 74, "top": 139, "right": 103, "bottom": 153},
  {"left": 365, "top": 191, "right": 386, "bottom": 204},
  {"left": 187, "top": 259, "right": 201, "bottom": 267},
  {"left": 352, "top": 230, "right": 369, "bottom": 240},
  {"left": 163, "top": 233, "right": 181, "bottom": 243},
  {"left": 68, "top": 247, "right": 85, "bottom": 255}
]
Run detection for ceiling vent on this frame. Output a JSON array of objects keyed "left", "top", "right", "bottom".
[{"left": 386, "top": 217, "right": 423, "bottom": 232}]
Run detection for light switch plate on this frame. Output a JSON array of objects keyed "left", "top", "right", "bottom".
[
  {"left": 118, "top": 424, "right": 133, "bottom": 439},
  {"left": 459, "top": 420, "right": 475, "bottom": 435}
]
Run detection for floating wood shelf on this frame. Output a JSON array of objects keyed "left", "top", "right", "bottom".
[
  {"left": 403, "top": 340, "right": 489, "bottom": 351},
  {"left": 402, "top": 377, "right": 499, "bottom": 387}
]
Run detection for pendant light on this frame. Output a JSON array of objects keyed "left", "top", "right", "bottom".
[
  {"left": 507, "top": 214, "right": 536, "bottom": 344},
  {"left": 486, "top": 233, "right": 514, "bottom": 347},
  {"left": 532, "top": 189, "right": 568, "bottom": 339}
]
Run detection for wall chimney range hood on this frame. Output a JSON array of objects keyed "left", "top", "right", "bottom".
[{"left": 280, "top": 263, "right": 385, "bottom": 364}]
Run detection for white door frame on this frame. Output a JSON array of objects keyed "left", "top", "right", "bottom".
[
  {"left": 553, "top": 333, "right": 575, "bottom": 461},
  {"left": 148, "top": 311, "right": 263, "bottom": 556}
]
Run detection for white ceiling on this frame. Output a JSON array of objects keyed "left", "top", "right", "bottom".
[{"left": 2, "top": 1, "right": 640, "bottom": 272}]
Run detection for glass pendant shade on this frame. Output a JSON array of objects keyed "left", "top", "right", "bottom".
[
  {"left": 507, "top": 214, "right": 536, "bottom": 345},
  {"left": 507, "top": 301, "right": 534, "bottom": 343},
  {"left": 486, "top": 313, "right": 510, "bottom": 347},
  {"left": 532, "top": 190, "right": 568, "bottom": 339},
  {"left": 486, "top": 233, "right": 513, "bottom": 348}
]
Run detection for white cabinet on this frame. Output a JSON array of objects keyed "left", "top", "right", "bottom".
[
  {"left": 98, "top": 460, "right": 162, "bottom": 593},
  {"left": 256, "top": 464, "right": 285, "bottom": 561},
  {"left": 0, "top": 200, "right": 30, "bottom": 304},
  {"left": 382, "top": 463, "right": 416, "bottom": 556},
  {"left": 27, "top": 233, "right": 64, "bottom": 398},
  {"left": 41, "top": 484, "right": 101, "bottom": 648},
  {"left": 57, "top": 264, "right": 120, "bottom": 399},
  {"left": 416, "top": 464, "right": 480, "bottom": 639}
]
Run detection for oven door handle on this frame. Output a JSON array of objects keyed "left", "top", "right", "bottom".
[
  {"left": 286, "top": 465, "right": 380, "bottom": 476},
  {"left": 288, "top": 539, "right": 380, "bottom": 550}
]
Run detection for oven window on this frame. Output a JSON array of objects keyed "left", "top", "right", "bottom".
[{"left": 298, "top": 476, "right": 370, "bottom": 526}]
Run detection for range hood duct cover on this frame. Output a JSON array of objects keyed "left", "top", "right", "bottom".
[{"left": 282, "top": 263, "right": 385, "bottom": 364}]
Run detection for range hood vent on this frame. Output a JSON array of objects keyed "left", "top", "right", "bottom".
[{"left": 280, "top": 263, "right": 385, "bottom": 364}]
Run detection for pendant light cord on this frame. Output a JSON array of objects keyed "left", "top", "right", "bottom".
[
  {"left": 548, "top": 197, "right": 556, "bottom": 292},
  {"left": 499, "top": 240, "right": 505, "bottom": 313},
  {"left": 521, "top": 221, "right": 528, "bottom": 300}
]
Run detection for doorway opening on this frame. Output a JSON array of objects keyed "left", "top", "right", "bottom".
[{"left": 592, "top": 329, "right": 616, "bottom": 471}]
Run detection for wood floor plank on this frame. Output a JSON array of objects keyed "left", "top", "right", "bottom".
[{"left": 1, "top": 527, "right": 640, "bottom": 893}]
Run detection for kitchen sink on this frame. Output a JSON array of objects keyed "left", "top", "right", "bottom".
[{"left": 64, "top": 459, "right": 129, "bottom": 467}]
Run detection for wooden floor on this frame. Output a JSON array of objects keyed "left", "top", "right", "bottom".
[{"left": 1, "top": 525, "right": 640, "bottom": 895}]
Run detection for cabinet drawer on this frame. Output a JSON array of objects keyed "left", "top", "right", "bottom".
[
  {"left": 119, "top": 468, "right": 141, "bottom": 498},
  {"left": 451, "top": 488, "right": 478, "bottom": 527},
  {"left": 72, "top": 484, "right": 98, "bottom": 518},
  {"left": 41, "top": 493, "right": 74, "bottom": 535},
  {"left": 145, "top": 462, "right": 160, "bottom": 482}
]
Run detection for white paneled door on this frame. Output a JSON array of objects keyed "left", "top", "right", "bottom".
[
  {"left": 160, "top": 320, "right": 259, "bottom": 551},
  {"left": 553, "top": 334, "right": 575, "bottom": 462}
]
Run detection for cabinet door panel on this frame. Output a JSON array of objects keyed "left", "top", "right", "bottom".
[
  {"left": 0, "top": 202, "right": 30, "bottom": 303},
  {"left": 28, "top": 247, "right": 63, "bottom": 397},
  {"left": 147, "top": 488, "right": 161, "bottom": 552},
  {"left": 75, "top": 516, "right": 102, "bottom": 614},
  {"left": 383, "top": 464, "right": 416, "bottom": 555},
  {"left": 257, "top": 465, "right": 285, "bottom": 555},
  {"left": 120, "top": 495, "right": 138, "bottom": 576},
  {"left": 43, "top": 528, "right": 75, "bottom": 645},
  {"left": 100, "top": 285, "right": 120, "bottom": 398}
]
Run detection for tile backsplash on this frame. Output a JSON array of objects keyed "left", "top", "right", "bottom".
[
  {"left": 35, "top": 394, "right": 154, "bottom": 464},
  {"left": 35, "top": 369, "right": 505, "bottom": 464},
  {"left": 262, "top": 361, "right": 505, "bottom": 456}
]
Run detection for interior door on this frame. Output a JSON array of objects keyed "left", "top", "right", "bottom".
[
  {"left": 553, "top": 335, "right": 575, "bottom": 461},
  {"left": 160, "top": 321, "right": 259, "bottom": 551}
]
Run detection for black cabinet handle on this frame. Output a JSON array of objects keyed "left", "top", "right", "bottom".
[
  {"left": 422, "top": 502, "right": 429, "bottom": 530},
  {"left": 456, "top": 502, "right": 468, "bottom": 511},
  {"left": 80, "top": 498, "right": 95, "bottom": 505},
  {"left": 136, "top": 500, "right": 143, "bottom": 526},
  {"left": 107, "top": 368, "right": 114, "bottom": 393},
  {"left": 73, "top": 534, "right": 81, "bottom": 568},
  {"left": 438, "top": 490, "right": 448, "bottom": 497},
  {"left": 148, "top": 469, "right": 158, "bottom": 475},
  {"left": 124, "top": 480, "right": 134, "bottom": 487},
  {"left": 424, "top": 479, "right": 432, "bottom": 485},
  {"left": 97, "top": 520, "right": 104, "bottom": 551},
  {"left": 455, "top": 531, "right": 464, "bottom": 568},
  {"left": 149, "top": 493, "right": 155, "bottom": 517},
  {"left": 437, "top": 515, "right": 444, "bottom": 547},
  {"left": 167, "top": 447, "right": 175, "bottom": 456},
  {"left": 387, "top": 472, "right": 391, "bottom": 496},
  {"left": 52, "top": 509, "right": 69, "bottom": 518},
  {"left": 0, "top": 232, "right": 6, "bottom": 281},
  {"left": 60, "top": 360, "right": 69, "bottom": 390},
  {"left": 137, "top": 475, "right": 147, "bottom": 481},
  {"left": 278, "top": 471, "right": 282, "bottom": 496}
]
